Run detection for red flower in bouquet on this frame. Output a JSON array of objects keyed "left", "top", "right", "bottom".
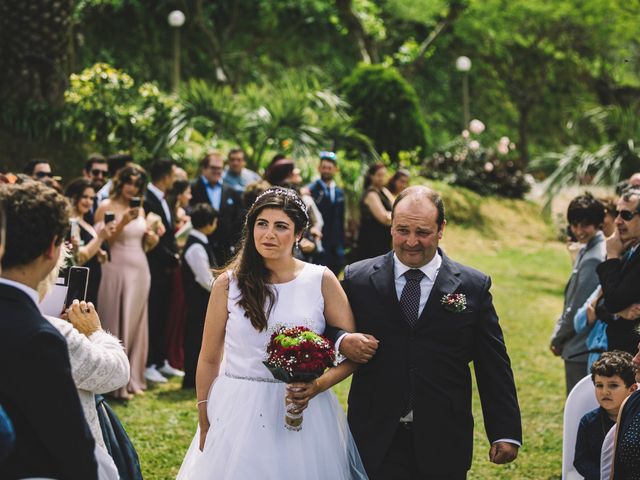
[
  {"left": 263, "top": 326, "right": 335, "bottom": 432},
  {"left": 263, "top": 326, "right": 335, "bottom": 382}
]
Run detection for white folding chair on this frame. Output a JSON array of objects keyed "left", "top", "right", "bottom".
[{"left": 562, "top": 374, "right": 599, "bottom": 479}]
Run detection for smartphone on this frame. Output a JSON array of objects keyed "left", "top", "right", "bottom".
[
  {"left": 129, "top": 197, "right": 142, "bottom": 208},
  {"left": 70, "top": 218, "right": 80, "bottom": 240},
  {"left": 104, "top": 211, "right": 116, "bottom": 224},
  {"left": 64, "top": 266, "right": 90, "bottom": 308}
]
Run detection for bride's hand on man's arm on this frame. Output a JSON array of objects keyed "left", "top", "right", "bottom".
[
  {"left": 322, "top": 269, "right": 379, "bottom": 364},
  {"left": 338, "top": 333, "right": 379, "bottom": 364}
]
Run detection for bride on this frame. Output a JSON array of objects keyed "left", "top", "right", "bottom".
[{"left": 177, "top": 187, "right": 368, "bottom": 479}]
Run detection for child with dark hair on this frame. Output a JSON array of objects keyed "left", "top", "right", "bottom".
[
  {"left": 182, "top": 203, "right": 219, "bottom": 388},
  {"left": 573, "top": 351, "right": 637, "bottom": 480}
]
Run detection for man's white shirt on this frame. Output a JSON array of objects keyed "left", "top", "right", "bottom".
[{"left": 147, "top": 183, "right": 172, "bottom": 223}]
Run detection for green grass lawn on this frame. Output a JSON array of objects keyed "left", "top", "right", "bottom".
[{"left": 112, "top": 198, "right": 572, "bottom": 479}]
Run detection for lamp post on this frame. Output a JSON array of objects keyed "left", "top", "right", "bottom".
[
  {"left": 455, "top": 56, "right": 472, "bottom": 130},
  {"left": 168, "top": 10, "right": 186, "bottom": 94}
]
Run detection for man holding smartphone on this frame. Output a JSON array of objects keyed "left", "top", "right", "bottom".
[{"left": 0, "top": 181, "right": 98, "bottom": 479}]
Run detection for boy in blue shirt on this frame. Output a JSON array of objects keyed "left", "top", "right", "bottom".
[{"left": 573, "top": 351, "right": 637, "bottom": 479}]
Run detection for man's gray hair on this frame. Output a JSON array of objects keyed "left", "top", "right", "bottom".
[{"left": 621, "top": 186, "right": 640, "bottom": 211}]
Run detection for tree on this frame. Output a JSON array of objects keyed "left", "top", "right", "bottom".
[
  {"left": 342, "top": 64, "right": 428, "bottom": 162},
  {"left": 453, "top": 0, "right": 640, "bottom": 164},
  {"left": 0, "top": 0, "right": 74, "bottom": 105}
]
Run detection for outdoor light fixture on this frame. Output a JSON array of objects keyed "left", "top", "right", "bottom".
[
  {"left": 455, "top": 56, "right": 472, "bottom": 129},
  {"left": 167, "top": 10, "right": 186, "bottom": 93}
]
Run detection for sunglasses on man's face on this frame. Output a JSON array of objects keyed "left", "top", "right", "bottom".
[
  {"left": 34, "top": 171, "right": 53, "bottom": 178},
  {"left": 91, "top": 169, "right": 108, "bottom": 177},
  {"left": 616, "top": 209, "right": 640, "bottom": 222}
]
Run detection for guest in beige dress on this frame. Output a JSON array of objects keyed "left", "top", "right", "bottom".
[{"left": 95, "top": 165, "right": 159, "bottom": 399}]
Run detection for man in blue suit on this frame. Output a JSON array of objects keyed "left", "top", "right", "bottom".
[
  {"left": 0, "top": 181, "right": 97, "bottom": 479},
  {"left": 308, "top": 151, "right": 346, "bottom": 275}
]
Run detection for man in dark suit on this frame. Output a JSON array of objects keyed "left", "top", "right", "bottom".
[
  {"left": 596, "top": 186, "right": 640, "bottom": 355},
  {"left": 340, "top": 185, "right": 522, "bottom": 479},
  {"left": 190, "top": 151, "right": 243, "bottom": 266},
  {"left": 309, "top": 151, "right": 346, "bottom": 275},
  {"left": 0, "top": 181, "right": 98, "bottom": 479},
  {"left": 144, "top": 158, "right": 182, "bottom": 383}
]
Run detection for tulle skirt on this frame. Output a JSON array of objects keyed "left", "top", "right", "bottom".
[{"left": 177, "top": 375, "right": 368, "bottom": 480}]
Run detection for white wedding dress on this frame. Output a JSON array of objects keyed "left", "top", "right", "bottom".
[{"left": 177, "top": 263, "right": 368, "bottom": 479}]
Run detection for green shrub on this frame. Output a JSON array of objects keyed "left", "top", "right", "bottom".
[
  {"left": 423, "top": 131, "right": 530, "bottom": 199},
  {"left": 64, "top": 63, "right": 178, "bottom": 163},
  {"left": 341, "top": 64, "right": 428, "bottom": 162}
]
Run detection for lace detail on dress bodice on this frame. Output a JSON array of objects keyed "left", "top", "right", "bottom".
[{"left": 223, "top": 263, "right": 326, "bottom": 379}]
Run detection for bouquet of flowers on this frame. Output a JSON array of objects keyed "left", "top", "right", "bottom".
[{"left": 263, "top": 326, "right": 335, "bottom": 431}]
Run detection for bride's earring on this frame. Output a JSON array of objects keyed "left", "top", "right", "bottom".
[{"left": 295, "top": 239, "right": 300, "bottom": 250}]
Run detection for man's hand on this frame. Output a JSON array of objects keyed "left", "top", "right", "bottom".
[
  {"left": 339, "top": 333, "right": 379, "bottom": 364},
  {"left": 549, "top": 344, "right": 562, "bottom": 356},
  {"left": 489, "top": 442, "right": 518, "bottom": 464},
  {"left": 605, "top": 230, "right": 635, "bottom": 259},
  {"left": 617, "top": 303, "right": 640, "bottom": 320}
]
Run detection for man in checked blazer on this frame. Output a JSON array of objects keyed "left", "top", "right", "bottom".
[
  {"left": 339, "top": 186, "right": 522, "bottom": 479},
  {"left": 0, "top": 181, "right": 97, "bottom": 479}
]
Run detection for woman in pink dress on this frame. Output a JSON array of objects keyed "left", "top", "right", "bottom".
[{"left": 95, "top": 165, "right": 159, "bottom": 400}]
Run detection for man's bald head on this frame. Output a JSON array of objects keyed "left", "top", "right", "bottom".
[{"left": 392, "top": 185, "right": 446, "bottom": 230}]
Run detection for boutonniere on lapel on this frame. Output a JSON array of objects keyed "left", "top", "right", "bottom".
[{"left": 440, "top": 293, "right": 467, "bottom": 313}]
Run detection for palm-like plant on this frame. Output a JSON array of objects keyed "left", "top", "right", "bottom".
[
  {"left": 171, "top": 74, "right": 373, "bottom": 171},
  {"left": 534, "top": 103, "right": 640, "bottom": 208}
]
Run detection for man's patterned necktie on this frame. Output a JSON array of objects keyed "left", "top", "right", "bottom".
[{"left": 400, "top": 269, "right": 425, "bottom": 327}]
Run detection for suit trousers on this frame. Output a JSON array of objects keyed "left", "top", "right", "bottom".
[
  {"left": 373, "top": 423, "right": 467, "bottom": 480},
  {"left": 564, "top": 359, "right": 588, "bottom": 396},
  {"left": 147, "top": 267, "right": 173, "bottom": 368},
  {"left": 182, "top": 291, "right": 208, "bottom": 389}
]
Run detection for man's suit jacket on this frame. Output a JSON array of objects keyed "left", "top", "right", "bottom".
[
  {"left": 343, "top": 251, "right": 522, "bottom": 476},
  {"left": 144, "top": 189, "right": 179, "bottom": 272},
  {"left": 597, "top": 243, "right": 640, "bottom": 313},
  {"left": 596, "top": 243, "right": 640, "bottom": 354},
  {"left": 550, "top": 232, "right": 606, "bottom": 361},
  {"left": 309, "top": 179, "right": 345, "bottom": 248},
  {"left": 190, "top": 177, "right": 243, "bottom": 266},
  {"left": 0, "top": 283, "right": 98, "bottom": 480}
]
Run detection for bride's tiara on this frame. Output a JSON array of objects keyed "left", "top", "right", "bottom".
[{"left": 255, "top": 187, "right": 310, "bottom": 226}]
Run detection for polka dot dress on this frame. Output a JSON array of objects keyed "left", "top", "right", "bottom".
[{"left": 617, "top": 413, "right": 640, "bottom": 479}]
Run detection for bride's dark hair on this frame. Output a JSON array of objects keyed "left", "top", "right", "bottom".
[{"left": 227, "top": 187, "right": 309, "bottom": 331}]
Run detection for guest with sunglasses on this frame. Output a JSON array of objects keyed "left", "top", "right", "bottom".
[
  {"left": 83, "top": 154, "right": 109, "bottom": 191},
  {"left": 595, "top": 186, "right": 640, "bottom": 355},
  {"left": 83, "top": 154, "right": 109, "bottom": 222},
  {"left": 22, "top": 159, "right": 52, "bottom": 179}
]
